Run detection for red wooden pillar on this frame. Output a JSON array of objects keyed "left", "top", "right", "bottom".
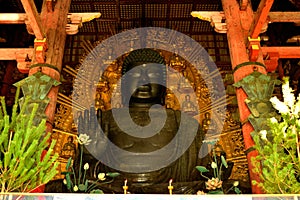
[
  {"left": 221, "top": 0, "right": 269, "bottom": 194},
  {"left": 26, "top": 0, "right": 71, "bottom": 133}
]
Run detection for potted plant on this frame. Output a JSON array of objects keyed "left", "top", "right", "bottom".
[
  {"left": 252, "top": 77, "right": 300, "bottom": 193},
  {"left": 0, "top": 87, "right": 59, "bottom": 193}
]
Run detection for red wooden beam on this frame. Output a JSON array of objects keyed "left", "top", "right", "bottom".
[
  {"left": 0, "top": 13, "right": 101, "bottom": 24},
  {"left": 191, "top": 11, "right": 300, "bottom": 23},
  {"left": 249, "top": 0, "right": 274, "bottom": 39},
  {"left": 0, "top": 13, "right": 27, "bottom": 24},
  {"left": 268, "top": 12, "right": 300, "bottom": 23},
  {"left": 261, "top": 47, "right": 300, "bottom": 58},
  {"left": 0, "top": 48, "right": 33, "bottom": 60},
  {"left": 19, "top": 0, "right": 45, "bottom": 39}
]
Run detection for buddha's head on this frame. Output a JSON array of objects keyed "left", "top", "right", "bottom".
[{"left": 121, "top": 49, "right": 166, "bottom": 107}]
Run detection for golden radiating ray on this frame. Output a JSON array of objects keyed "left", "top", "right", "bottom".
[
  {"left": 53, "top": 128, "right": 77, "bottom": 136},
  {"left": 63, "top": 65, "right": 92, "bottom": 85},
  {"left": 57, "top": 93, "right": 86, "bottom": 110},
  {"left": 200, "top": 95, "right": 231, "bottom": 113}
]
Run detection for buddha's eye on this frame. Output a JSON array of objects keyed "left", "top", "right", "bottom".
[
  {"left": 148, "top": 72, "right": 161, "bottom": 78},
  {"left": 128, "top": 72, "right": 141, "bottom": 77}
]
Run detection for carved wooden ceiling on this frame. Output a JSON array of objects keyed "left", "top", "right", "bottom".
[
  {"left": 1, "top": 0, "right": 299, "bottom": 48},
  {"left": 67, "top": 0, "right": 299, "bottom": 37}
]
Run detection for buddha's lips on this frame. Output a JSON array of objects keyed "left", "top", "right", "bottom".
[
  {"left": 136, "top": 85, "right": 151, "bottom": 92},
  {"left": 133, "top": 85, "right": 152, "bottom": 98}
]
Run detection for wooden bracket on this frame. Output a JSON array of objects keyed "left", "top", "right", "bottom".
[
  {"left": 191, "top": 11, "right": 268, "bottom": 34},
  {"left": 66, "top": 13, "right": 101, "bottom": 35},
  {"left": 34, "top": 38, "right": 47, "bottom": 63},
  {"left": 16, "top": 52, "right": 32, "bottom": 73},
  {"left": 263, "top": 52, "right": 279, "bottom": 72},
  {"left": 191, "top": 11, "right": 227, "bottom": 33},
  {"left": 247, "top": 37, "right": 261, "bottom": 61},
  {"left": 191, "top": 11, "right": 300, "bottom": 34},
  {"left": 240, "top": 0, "right": 249, "bottom": 11},
  {"left": 0, "top": 48, "right": 33, "bottom": 73},
  {"left": 16, "top": 56, "right": 31, "bottom": 73},
  {"left": 66, "top": 24, "right": 80, "bottom": 35}
]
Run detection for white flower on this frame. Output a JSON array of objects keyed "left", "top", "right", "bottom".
[
  {"left": 77, "top": 134, "right": 92, "bottom": 145},
  {"left": 63, "top": 179, "right": 67, "bottom": 185},
  {"left": 293, "top": 99, "right": 300, "bottom": 116},
  {"left": 211, "top": 162, "right": 217, "bottom": 169},
  {"left": 73, "top": 185, "right": 78, "bottom": 192},
  {"left": 282, "top": 125, "right": 288, "bottom": 138},
  {"left": 233, "top": 181, "right": 239, "bottom": 187},
  {"left": 270, "top": 117, "right": 278, "bottom": 124},
  {"left": 196, "top": 190, "right": 206, "bottom": 195},
  {"left": 259, "top": 130, "right": 268, "bottom": 141},
  {"left": 98, "top": 173, "right": 106, "bottom": 181},
  {"left": 270, "top": 96, "right": 289, "bottom": 114},
  {"left": 284, "top": 92, "right": 295, "bottom": 109},
  {"left": 84, "top": 163, "right": 89, "bottom": 170},
  {"left": 282, "top": 80, "right": 295, "bottom": 109}
]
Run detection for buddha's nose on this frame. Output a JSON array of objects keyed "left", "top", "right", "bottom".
[{"left": 138, "top": 71, "right": 150, "bottom": 84}]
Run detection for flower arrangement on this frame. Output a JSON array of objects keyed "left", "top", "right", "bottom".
[
  {"left": 0, "top": 88, "right": 59, "bottom": 192},
  {"left": 62, "top": 133, "right": 120, "bottom": 193},
  {"left": 252, "top": 77, "right": 300, "bottom": 193},
  {"left": 195, "top": 140, "right": 241, "bottom": 194}
]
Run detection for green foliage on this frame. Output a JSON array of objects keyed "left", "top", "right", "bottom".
[
  {"left": 195, "top": 166, "right": 209, "bottom": 173},
  {"left": 0, "top": 88, "right": 59, "bottom": 192},
  {"left": 251, "top": 78, "right": 300, "bottom": 194}
]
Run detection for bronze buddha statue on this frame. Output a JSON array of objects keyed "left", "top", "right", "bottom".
[
  {"left": 77, "top": 49, "right": 212, "bottom": 193},
  {"left": 44, "top": 49, "right": 238, "bottom": 194}
]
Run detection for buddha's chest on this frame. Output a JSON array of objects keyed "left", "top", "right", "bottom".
[{"left": 103, "top": 109, "right": 179, "bottom": 153}]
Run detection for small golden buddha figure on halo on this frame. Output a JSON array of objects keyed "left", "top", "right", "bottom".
[{"left": 60, "top": 136, "right": 76, "bottom": 160}]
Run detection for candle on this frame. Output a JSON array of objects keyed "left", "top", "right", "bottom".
[
  {"left": 123, "top": 179, "right": 128, "bottom": 194},
  {"left": 168, "top": 179, "right": 173, "bottom": 195}
]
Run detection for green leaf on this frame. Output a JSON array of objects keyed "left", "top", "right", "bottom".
[
  {"left": 78, "top": 184, "right": 86, "bottom": 191},
  {"left": 106, "top": 172, "right": 120, "bottom": 178},
  {"left": 66, "top": 157, "right": 72, "bottom": 170},
  {"left": 195, "top": 166, "right": 209, "bottom": 173},
  {"left": 85, "top": 179, "right": 88, "bottom": 192},
  {"left": 4, "top": 152, "right": 11, "bottom": 169},
  {"left": 90, "top": 189, "right": 104, "bottom": 194},
  {"left": 234, "top": 187, "right": 241, "bottom": 194},
  {"left": 66, "top": 173, "right": 72, "bottom": 190},
  {"left": 61, "top": 171, "right": 74, "bottom": 175},
  {"left": 208, "top": 190, "right": 224, "bottom": 194}
]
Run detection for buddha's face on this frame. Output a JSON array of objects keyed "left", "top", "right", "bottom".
[{"left": 121, "top": 63, "right": 166, "bottom": 107}]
